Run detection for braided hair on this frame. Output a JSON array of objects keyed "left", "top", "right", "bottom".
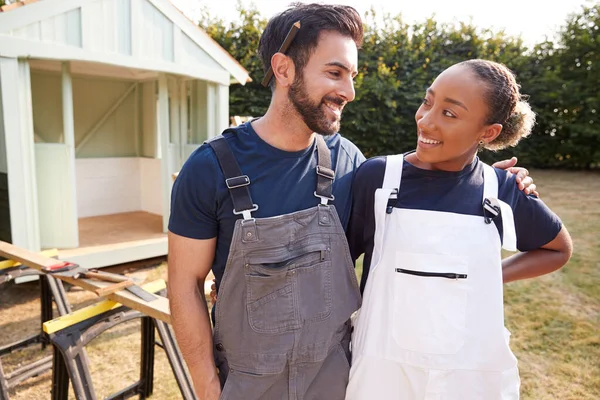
[{"left": 459, "top": 59, "right": 536, "bottom": 151}]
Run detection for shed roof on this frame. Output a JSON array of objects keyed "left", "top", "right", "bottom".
[{"left": 0, "top": 0, "right": 250, "bottom": 85}]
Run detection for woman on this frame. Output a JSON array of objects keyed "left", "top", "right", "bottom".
[{"left": 345, "top": 59, "right": 572, "bottom": 399}]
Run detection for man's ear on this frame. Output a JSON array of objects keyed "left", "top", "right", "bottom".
[
  {"left": 480, "top": 123, "right": 503, "bottom": 145},
  {"left": 271, "top": 53, "right": 295, "bottom": 88}
]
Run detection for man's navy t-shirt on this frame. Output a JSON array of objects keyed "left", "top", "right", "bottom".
[
  {"left": 347, "top": 154, "right": 563, "bottom": 293},
  {"left": 169, "top": 121, "right": 366, "bottom": 288}
]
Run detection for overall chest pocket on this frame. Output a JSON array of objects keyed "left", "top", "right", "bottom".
[
  {"left": 392, "top": 252, "right": 469, "bottom": 355},
  {"left": 245, "top": 243, "right": 331, "bottom": 334}
]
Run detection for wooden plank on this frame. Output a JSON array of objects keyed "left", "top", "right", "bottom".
[
  {"left": 0, "top": 240, "right": 171, "bottom": 323},
  {"left": 58, "top": 236, "right": 167, "bottom": 270},
  {"left": 0, "top": 248, "right": 58, "bottom": 270},
  {"left": 43, "top": 279, "right": 167, "bottom": 334}
]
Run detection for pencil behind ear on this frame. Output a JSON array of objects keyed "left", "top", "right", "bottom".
[
  {"left": 270, "top": 53, "right": 295, "bottom": 88},
  {"left": 261, "top": 21, "right": 301, "bottom": 87}
]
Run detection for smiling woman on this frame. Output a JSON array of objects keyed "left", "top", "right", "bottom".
[
  {"left": 413, "top": 59, "right": 536, "bottom": 171},
  {"left": 345, "top": 59, "right": 573, "bottom": 400}
]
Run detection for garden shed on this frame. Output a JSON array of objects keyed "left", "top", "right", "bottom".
[{"left": 0, "top": 0, "right": 249, "bottom": 268}]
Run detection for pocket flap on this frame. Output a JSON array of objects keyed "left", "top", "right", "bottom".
[
  {"left": 246, "top": 242, "right": 328, "bottom": 264},
  {"left": 228, "top": 352, "right": 287, "bottom": 375}
]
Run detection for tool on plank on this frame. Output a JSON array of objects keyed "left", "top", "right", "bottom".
[
  {"left": 83, "top": 270, "right": 157, "bottom": 301},
  {"left": 42, "top": 262, "right": 157, "bottom": 302}
]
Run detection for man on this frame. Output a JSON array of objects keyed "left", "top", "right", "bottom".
[{"left": 167, "top": 3, "right": 534, "bottom": 399}]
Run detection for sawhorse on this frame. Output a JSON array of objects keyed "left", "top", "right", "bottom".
[
  {"left": 43, "top": 280, "right": 197, "bottom": 400},
  {"left": 0, "top": 250, "right": 71, "bottom": 400},
  {"left": 0, "top": 242, "right": 194, "bottom": 399}
]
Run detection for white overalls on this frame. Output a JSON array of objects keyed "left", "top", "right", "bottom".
[{"left": 347, "top": 154, "right": 521, "bottom": 400}]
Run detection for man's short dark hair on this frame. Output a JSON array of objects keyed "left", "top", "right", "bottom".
[{"left": 258, "top": 2, "right": 363, "bottom": 90}]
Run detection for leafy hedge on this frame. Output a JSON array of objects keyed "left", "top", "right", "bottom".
[{"left": 200, "top": 4, "right": 599, "bottom": 169}]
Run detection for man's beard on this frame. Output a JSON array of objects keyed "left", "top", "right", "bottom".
[{"left": 288, "top": 74, "right": 345, "bottom": 135}]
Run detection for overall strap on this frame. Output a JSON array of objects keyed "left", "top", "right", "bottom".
[
  {"left": 314, "top": 135, "right": 335, "bottom": 205},
  {"left": 382, "top": 154, "right": 404, "bottom": 190},
  {"left": 482, "top": 164, "right": 517, "bottom": 251},
  {"left": 382, "top": 154, "right": 404, "bottom": 213},
  {"left": 206, "top": 133, "right": 257, "bottom": 220},
  {"left": 371, "top": 154, "right": 404, "bottom": 272},
  {"left": 482, "top": 163, "right": 499, "bottom": 200}
]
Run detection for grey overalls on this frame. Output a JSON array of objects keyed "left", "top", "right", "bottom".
[{"left": 207, "top": 133, "right": 362, "bottom": 400}]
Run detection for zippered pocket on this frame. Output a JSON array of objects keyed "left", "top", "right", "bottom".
[
  {"left": 395, "top": 268, "right": 467, "bottom": 279},
  {"left": 393, "top": 252, "right": 469, "bottom": 355}
]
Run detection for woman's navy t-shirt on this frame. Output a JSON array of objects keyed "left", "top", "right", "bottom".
[{"left": 347, "top": 154, "right": 563, "bottom": 293}]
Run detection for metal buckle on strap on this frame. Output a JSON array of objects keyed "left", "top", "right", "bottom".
[
  {"left": 226, "top": 175, "right": 250, "bottom": 189},
  {"left": 314, "top": 191, "right": 335, "bottom": 205},
  {"left": 386, "top": 188, "right": 398, "bottom": 214},
  {"left": 233, "top": 204, "right": 259, "bottom": 220},
  {"left": 483, "top": 198, "right": 500, "bottom": 224},
  {"left": 316, "top": 165, "right": 335, "bottom": 180}
]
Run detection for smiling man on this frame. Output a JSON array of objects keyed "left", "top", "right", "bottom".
[{"left": 167, "top": 4, "right": 365, "bottom": 400}]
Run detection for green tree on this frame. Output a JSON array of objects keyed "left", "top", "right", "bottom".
[
  {"left": 198, "top": 3, "right": 270, "bottom": 118},
  {"left": 551, "top": 2, "right": 600, "bottom": 168},
  {"left": 344, "top": 11, "right": 530, "bottom": 159},
  {"left": 494, "top": 3, "right": 600, "bottom": 169},
  {"left": 491, "top": 40, "right": 564, "bottom": 168},
  {"left": 200, "top": 3, "right": 599, "bottom": 169}
]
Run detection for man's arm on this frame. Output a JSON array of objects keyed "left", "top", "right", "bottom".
[{"left": 168, "top": 232, "right": 220, "bottom": 400}]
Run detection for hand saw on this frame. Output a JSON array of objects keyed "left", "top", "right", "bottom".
[{"left": 43, "top": 262, "right": 157, "bottom": 302}]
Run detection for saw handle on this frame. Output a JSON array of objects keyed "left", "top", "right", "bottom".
[
  {"left": 83, "top": 270, "right": 130, "bottom": 283},
  {"left": 94, "top": 280, "right": 136, "bottom": 296}
]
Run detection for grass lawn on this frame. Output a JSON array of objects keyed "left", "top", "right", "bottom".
[
  {"left": 0, "top": 169, "right": 598, "bottom": 399},
  {"left": 501, "top": 170, "right": 600, "bottom": 399}
]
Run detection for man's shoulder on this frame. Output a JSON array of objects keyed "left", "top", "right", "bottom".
[
  {"left": 185, "top": 123, "right": 255, "bottom": 167},
  {"left": 328, "top": 133, "right": 362, "bottom": 154},
  {"left": 183, "top": 143, "right": 218, "bottom": 170},
  {"left": 327, "top": 133, "right": 366, "bottom": 170}
]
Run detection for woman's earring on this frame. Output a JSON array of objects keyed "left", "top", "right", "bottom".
[{"left": 479, "top": 140, "right": 485, "bottom": 145}]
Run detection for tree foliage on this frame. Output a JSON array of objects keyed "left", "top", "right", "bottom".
[
  {"left": 201, "top": 3, "right": 600, "bottom": 169},
  {"left": 198, "top": 4, "right": 269, "bottom": 117}
]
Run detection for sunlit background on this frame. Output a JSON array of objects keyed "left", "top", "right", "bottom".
[{"left": 171, "top": 0, "right": 591, "bottom": 45}]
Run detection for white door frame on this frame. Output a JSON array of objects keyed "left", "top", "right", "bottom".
[{"left": 0, "top": 57, "right": 40, "bottom": 251}]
